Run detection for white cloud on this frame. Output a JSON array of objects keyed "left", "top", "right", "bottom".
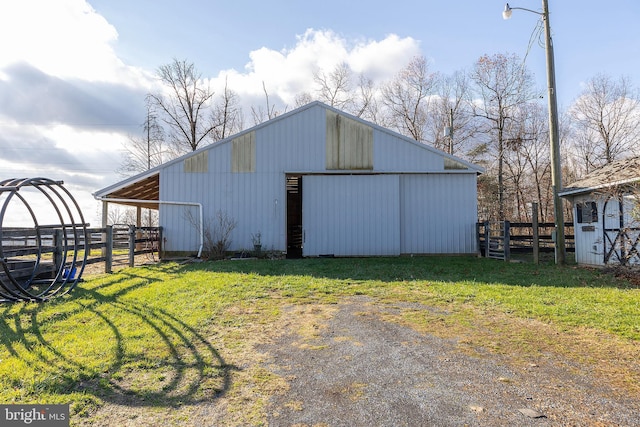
[
  {"left": 0, "top": 118, "right": 126, "bottom": 227},
  {"left": 0, "top": 0, "right": 150, "bottom": 86},
  {"left": 217, "top": 29, "right": 421, "bottom": 107},
  {"left": 349, "top": 34, "right": 422, "bottom": 79}
]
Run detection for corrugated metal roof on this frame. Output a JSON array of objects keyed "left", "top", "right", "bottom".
[{"left": 560, "top": 157, "right": 640, "bottom": 197}]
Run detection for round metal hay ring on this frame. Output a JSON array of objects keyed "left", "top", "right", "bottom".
[{"left": 0, "top": 178, "right": 87, "bottom": 302}]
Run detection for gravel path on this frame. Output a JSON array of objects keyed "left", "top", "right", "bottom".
[{"left": 262, "top": 296, "right": 639, "bottom": 426}]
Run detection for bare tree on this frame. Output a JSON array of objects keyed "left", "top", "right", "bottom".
[
  {"left": 469, "top": 53, "right": 538, "bottom": 220},
  {"left": 251, "top": 81, "right": 285, "bottom": 125},
  {"left": 568, "top": 74, "right": 640, "bottom": 171},
  {"left": 185, "top": 209, "right": 237, "bottom": 259},
  {"left": 294, "top": 91, "right": 314, "bottom": 108},
  {"left": 211, "top": 76, "right": 244, "bottom": 141},
  {"left": 352, "top": 74, "right": 381, "bottom": 122},
  {"left": 314, "top": 62, "right": 353, "bottom": 110},
  {"left": 427, "top": 70, "right": 475, "bottom": 155},
  {"left": 149, "top": 59, "right": 216, "bottom": 154},
  {"left": 294, "top": 70, "right": 380, "bottom": 122},
  {"left": 118, "top": 97, "right": 167, "bottom": 177},
  {"left": 381, "top": 56, "right": 438, "bottom": 142},
  {"left": 502, "top": 103, "right": 552, "bottom": 222}
]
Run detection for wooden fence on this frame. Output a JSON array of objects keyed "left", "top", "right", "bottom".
[
  {"left": 477, "top": 221, "right": 574, "bottom": 261},
  {"left": 94, "top": 225, "right": 162, "bottom": 273},
  {"left": 1, "top": 225, "right": 162, "bottom": 279}
]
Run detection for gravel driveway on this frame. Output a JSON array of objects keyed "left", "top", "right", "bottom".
[{"left": 261, "top": 296, "right": 639, "bottom": 426}]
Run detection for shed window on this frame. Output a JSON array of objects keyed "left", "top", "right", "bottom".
[{"left": 576, "top": 201, "right": 598, "bottom": 223}]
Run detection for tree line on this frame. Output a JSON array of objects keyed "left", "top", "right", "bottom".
[{"left": 120, "top": 56, "right": 640, "bottom": 224}]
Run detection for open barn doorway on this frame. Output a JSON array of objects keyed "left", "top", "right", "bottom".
[{"left": 286, "top": 174, "right": 303, "bottom": 258}]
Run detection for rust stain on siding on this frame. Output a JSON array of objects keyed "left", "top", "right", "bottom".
[
  {"left": 232, "top": 131, "right": 256, "bottom": 173},
  {"left": 183, "top": 151, "right": 208, "bottom": 173},
  {"left": 326, "top": 110, "right": 373, "bottom": 170},
  {"left": 444, "top": 158, "right": 468, "bottom": 170}
]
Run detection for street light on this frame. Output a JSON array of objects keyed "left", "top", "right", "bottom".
[{"left": 503, "top": 1, "right": 566, "bottom": 265}]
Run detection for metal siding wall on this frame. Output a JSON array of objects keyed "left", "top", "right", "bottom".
[
  {"left": 161, "top": 106, "right": 333, "bottom": 253},
  {"left": 303, "top": 175, "right": 400, "bottom": 256},
  {"left": 374, "top": 129, "right": 446, "bottom": 172},
  {"left": 400, "top": 174, "right": 478, "bottom": 254},
  {"left": 257, "top": 106, "right": 326, "bottom": 173},
  {"left": 156, "top": 104, "right": 479, "bottom": 256},
  {"left": 159, "top": 166, "right": 204, "bottom": 253},
  {"left": 160, "top": 170, "right": 286, "bottom": 253}
]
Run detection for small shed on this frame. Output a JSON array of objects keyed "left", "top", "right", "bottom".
[
  {"left": 559, "top": 157, "right": 640, "bottom": 266},
  {"left": 94, "top": 102, "right": 483, "bottom": 258}
]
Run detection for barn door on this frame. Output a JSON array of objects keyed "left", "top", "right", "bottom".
[
  {"left": 302, "top": 175, "right": 400, "bottom": 257},
  {"left": 603, "top": 195, "right": 624, "bottom": 264},
  {"left": 603, "top": 194, "right": 640, "bottom": 265}
]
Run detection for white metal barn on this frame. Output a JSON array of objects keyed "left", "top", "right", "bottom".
[
  {"left": 559, "top": 157, "right": 640, "bottom": 266},
  {"left": 94, "top": 102, "right": 483, "bottom": 258}
]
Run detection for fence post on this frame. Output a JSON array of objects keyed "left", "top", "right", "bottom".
[
  {"left": 532, "top": 202, "right": 539, "bottom": 264},
  {"left": 129, "top": 225, "right": 136, "bottom": 267},
  {"left": 503, "top": 221, "right": 511, "bottom": 261},
  {"left": 476, "top": 222, "right": 482, "bottom": 257},
  {"left": 105, "top": 225, "right": 113, "bottom": 274},
  {"left": 484, "top": 221, "right": 490, "bottom": 258},
  {"left": 158, "top": 226, "right": 163, "bottom": 260}
]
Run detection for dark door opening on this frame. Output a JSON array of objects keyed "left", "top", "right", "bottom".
[{"left": 286, "top": 174, "right": 303, "bottom": 258}]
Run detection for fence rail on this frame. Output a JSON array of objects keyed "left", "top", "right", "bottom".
[
  {"left": 478, "top": 221, "right": 574, "bottom": 262},
  {"left": 1, "top": 225, "right": 162, "bottom": 277}
]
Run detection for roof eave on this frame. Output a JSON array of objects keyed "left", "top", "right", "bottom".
[{"left": 559, "top": 176, "right": 640, "bottom": 198}]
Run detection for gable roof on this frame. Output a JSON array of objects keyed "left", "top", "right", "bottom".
[
  {"left": 94, "top": 101, "right": 483, "bottom": 205},
  {"left": 559, "top": 156, "right": 640, "bottom": 197}
]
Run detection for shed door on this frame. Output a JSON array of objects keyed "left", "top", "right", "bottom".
[{"left": 302, "top": 175, "right": 400, "bottom": 257}]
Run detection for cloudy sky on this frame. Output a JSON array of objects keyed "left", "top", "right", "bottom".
[{"left": 1, "top": 0, "right": 639, "bottom": 226}]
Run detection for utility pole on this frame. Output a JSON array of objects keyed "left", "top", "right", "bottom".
[
  {"left": 444, "top": 108, "right": 454, "bottom": 155},
  {"left": 541, "top": 0, "right": 565, "bottom": 264},
  {"left": 448, "top": 108, "right": 454, "bottom": 155},
  {"left": 503, "top": 0, "right": 565, "bottom": 264}
]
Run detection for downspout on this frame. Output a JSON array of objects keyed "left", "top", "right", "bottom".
[{"left": 94, "top": 197, "right": 203, "bottom": 258}]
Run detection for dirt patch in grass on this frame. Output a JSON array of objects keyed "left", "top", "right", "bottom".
[
  {"left": 72, "top": 294, "right": 639, "bottom": 426},
  {"left": 262, "top": 296, "right": 639, "bottom": 427},
  {"left": 79, "top": 255, "right": 160, "bottom": 278}
]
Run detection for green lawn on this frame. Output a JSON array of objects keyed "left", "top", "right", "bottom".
[{"left": 0, "top": 256, "right": 638, "bottom": 425}]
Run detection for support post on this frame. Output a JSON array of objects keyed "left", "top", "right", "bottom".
[
  {"left": 136, "top": 206, "right": 143, "bottom": 251},
  {"left": 476, "top": 222, "right": 482, "bottom": 258},
  {"left": 105, "top": 225, "right": 113, "bottom": 274},
  {"left": 504, "top": 221, "right": 511, "bottom": 261},
  {"left": 532, "top": 202, "right": 539, "bottom": 264},
  {"left": 484, "top": 221, "right": 490, "bottom": 258},
  {"left": 101, "top": 201, "right": 108, "bottom": 260},
  {"left": 129, "top": 225, "right": 136, "bottom": 268}
]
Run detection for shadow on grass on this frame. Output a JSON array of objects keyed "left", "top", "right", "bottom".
[
  {"left": 0, "top": 270, "right": 238, "bottom": 412},
  {"left": 180, "top": 255, "right": 635, "bottom": 289}
]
